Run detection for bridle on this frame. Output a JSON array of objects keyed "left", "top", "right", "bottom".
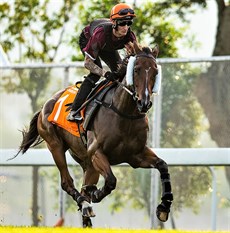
[
  {"left": 121, "top": 53, "right": 158, "bottom": 102},
  {"left": 95, "top": 53, "right": 160, "bottom": 119}
]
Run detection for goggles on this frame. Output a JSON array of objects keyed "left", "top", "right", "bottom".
[
  {"left": 117, "top": 20, "right": 133, "bottom": 26},
  {"left": 111, "top": 8, "right": 135, "bottom": 18},
  {"left": 117, "top": 8, "right": 135, "bottom": 16}
]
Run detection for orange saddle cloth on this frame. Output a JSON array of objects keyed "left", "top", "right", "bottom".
[{"left": 47, "top": 85, "right": 83, "bottom": 137}]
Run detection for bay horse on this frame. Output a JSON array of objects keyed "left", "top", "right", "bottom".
[{"left": 15, "top": 41, "right": 173, "bottom": 227}]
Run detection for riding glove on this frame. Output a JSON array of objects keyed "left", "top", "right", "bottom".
[{"left": 104, "top": 71, "right": 118, "bottom": 81}]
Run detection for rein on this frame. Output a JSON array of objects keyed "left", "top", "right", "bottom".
[
  {"left": 92, "top": 79, "right": 145, "bottom": 120},
  {"left": 94, "top": 99, "right": 146, "bottom": 120}
]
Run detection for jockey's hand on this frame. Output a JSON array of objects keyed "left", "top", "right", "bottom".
[
  {"left": 117, "top": 64, "right": 127, "bottom": 77},
  {"left": 104, "top": 71, "right": 118, "bottom": 81}
]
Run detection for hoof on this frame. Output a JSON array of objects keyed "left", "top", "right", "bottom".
[
  {"left": 91, "top": 190, "right": 102, "bottom": 203},
  {"left": 82, "top": 216, "right": 92, "bottom": 228},
  {"left": 156, "top": 202, "right": 170, "bottom": 222},
  {"left": 81, "top": 201, "right": 96, "bottom": 217},
  {"left": 156, "top": 209, "right": 169, "bottom": 222}
]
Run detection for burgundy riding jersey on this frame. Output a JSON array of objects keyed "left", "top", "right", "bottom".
[{"left": 82, "top": 25, "right": 136, "bottom": 60}]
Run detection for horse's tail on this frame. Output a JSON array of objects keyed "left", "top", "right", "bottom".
[{"left": 12, "top": 111, "right": 43, "bottom": 159}]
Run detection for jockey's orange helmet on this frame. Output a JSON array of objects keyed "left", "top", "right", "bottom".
[{"left": 110, "top": 3, "right": 136, "bottom": 20}]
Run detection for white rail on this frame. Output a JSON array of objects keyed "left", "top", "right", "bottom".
[
  {"left": 1, "top": 56, "right": 230, "bottom": 70},
  {"left": 1, "top": 148, "right": 229, "bottom": 166}
]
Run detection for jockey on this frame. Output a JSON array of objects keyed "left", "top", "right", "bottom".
[{"left": 67, "top": 3, "right": 137, "bottom": 121}]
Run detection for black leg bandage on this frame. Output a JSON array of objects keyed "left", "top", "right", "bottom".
[
  {"left": 161, "top": 173, "right": 173, "bottom": 201},
  {"left": 155, "top": 159, "right": 173, "bottom": 202}
]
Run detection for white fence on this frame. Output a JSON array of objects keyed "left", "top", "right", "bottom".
[{"left": 1, "top": 148, "right": 229, "bottom": 166}]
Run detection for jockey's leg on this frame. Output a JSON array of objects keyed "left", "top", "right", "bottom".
[{"left": 67, "top": 75, "right": 98, "bottom": 121}]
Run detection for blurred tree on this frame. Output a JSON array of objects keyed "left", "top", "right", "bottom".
[
  {"left": 194, "top": 0, "right": 230, "bottom": 190},
  {"left": 0, "top": 0, "right": 78, "bottom": 111},
  {"left": 0, "top": 0, "right": 78, "bottom": 226},
  {"left": 0, "top": 0, "right": 78, "bottom": 63}
]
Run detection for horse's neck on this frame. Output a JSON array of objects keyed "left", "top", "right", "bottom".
[{"left": 113, "top": 82, "right": 138, "bottom": 114}]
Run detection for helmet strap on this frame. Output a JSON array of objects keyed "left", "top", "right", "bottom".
[{"left": 112, "top": 20, "right": 118, "bottom": 30}]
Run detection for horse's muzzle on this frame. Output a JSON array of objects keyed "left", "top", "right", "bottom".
[{"left": 137, "top": 100, "right": 152, "bottom": 113}]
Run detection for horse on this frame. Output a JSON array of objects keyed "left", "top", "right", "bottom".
[{"left": 15, "top": 41, "right": 173, "bottom": 227}]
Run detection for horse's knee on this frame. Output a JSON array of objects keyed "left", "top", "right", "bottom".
[
  {"left": 155, "top": 159, "right": 168, "bottom": 175},
  {"left": 91, "top": 175, "right": 117, "bottom": 203},
  {"left": 106, "top": 175, "right": 116, "bottom": 191},
  {"left": 61, "top": 176, "right": 74, "bottom": 193},
  {"left": 61, "top": 181, "right": 70, "bottom": 193}
]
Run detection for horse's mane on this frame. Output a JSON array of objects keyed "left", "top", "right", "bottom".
[{"left": 116, "top": 54, "right": 133, "bottom": 80}]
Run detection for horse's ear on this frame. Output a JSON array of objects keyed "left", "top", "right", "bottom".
[
  {"left": 133, "top": 40, "right": 142, "bottom": 54},
  {"left": 152, "top": 45, "right": 159, "bottom": 58}
]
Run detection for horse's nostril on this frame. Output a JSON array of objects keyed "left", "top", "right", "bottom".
[
  {"left": 137, "top": 99, "right": 152, "bottom": 113},
  {"left": 147, "top": 101, "right": 152, "bottom": 109}
]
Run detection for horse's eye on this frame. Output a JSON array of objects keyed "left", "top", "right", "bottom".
[{"left": 152, "top": 70, "right": 158, "bottom": 79}]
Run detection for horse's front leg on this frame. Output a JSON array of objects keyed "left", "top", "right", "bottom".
[
  {"left": 138, "top": 147, "right": 173, "bottom": 222},
  {"left": 79, "top": 165, "right": 99, "bottom": 228},
  {"left": 87, "top": 149, "right": 117, "bottom": 203}
]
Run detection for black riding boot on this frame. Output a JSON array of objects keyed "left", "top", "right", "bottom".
[{"left": 67, "top": 79, "right": 95, "bottom": 121}]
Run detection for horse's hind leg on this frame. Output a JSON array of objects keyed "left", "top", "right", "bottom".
[
  {"left": 38, "top": 111, "right": 87, "bottom": 211},
  {"left": 47, "top": 143, "right": 88, "bottom": 207},
  {"left": 50, "top": 146, "right": 96, "bottom": 228},
  {"left": 138, "top": 147, "right": 173, "bottom": 222}
]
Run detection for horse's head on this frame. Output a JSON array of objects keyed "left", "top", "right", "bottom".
[{"left": 125, "top": 41, "right": 160, "bottom": 113}]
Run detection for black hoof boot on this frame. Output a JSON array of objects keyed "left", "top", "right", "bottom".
[
  {"left": 156, "top": 200, "right": 172, "bottom": 222},
  {"left": 82, "top": 216, "right": 92, "bottom": 228}
]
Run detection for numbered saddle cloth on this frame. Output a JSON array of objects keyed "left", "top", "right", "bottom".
[{"left": 48, "top": 85, "right": 83, "bottom": 137}]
